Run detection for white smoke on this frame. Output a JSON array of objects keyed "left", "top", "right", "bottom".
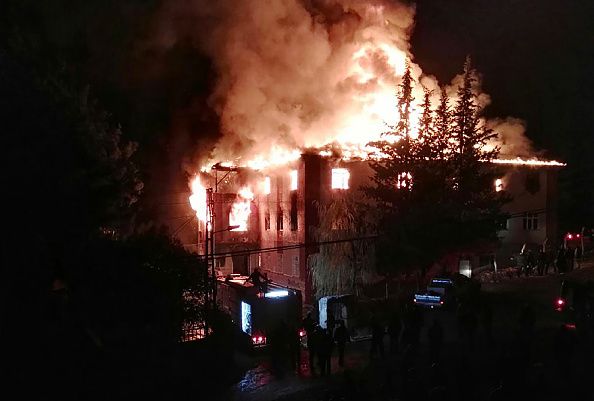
[{"left": 154, "top": 0, "right": 533, "bottom": 169}]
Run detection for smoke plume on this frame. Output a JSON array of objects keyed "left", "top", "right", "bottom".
[{"left": 155, "top": 0, "right": 532, "bottom": 169}]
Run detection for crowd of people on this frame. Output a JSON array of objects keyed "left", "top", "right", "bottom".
[
  {"left": 518, "top": 244, "right": 583, "bottom": 276},
  {"left": 260, "top": 290, "right": 593, "bottom": 400}
]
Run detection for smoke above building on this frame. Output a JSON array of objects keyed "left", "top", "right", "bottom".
[{"left": 155, "top": 0, "right": 533, "bottom": 171}]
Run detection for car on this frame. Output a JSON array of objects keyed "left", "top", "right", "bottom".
[
  {"left": 413, "top": 277, "right": 453, "bottom": 309},
  {"left": 413, "top": 292, "right": 445, "bottom": 308}
]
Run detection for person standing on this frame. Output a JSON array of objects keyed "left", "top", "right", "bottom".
[
  {"left": 287, "top": 322, "right": 301, "bottom": 372},
  {"left": 575, "top": 246, "right": 582, "bottom": 269},
  {"left": 565, "top": 246, "right": 574, "bottom": 272},
  {"left": 334, "top": 320, "right": 349, "bottom": 367},
  {"left": 428, "top": 319, "right": 444, "bottom": 363},
  {"left": 302, "top": 313, "right": 316, "bottom": 373},
  {"left": 369, "top": 314, "right": 385, "bottom": 360},
  {"left": 388, "top": 311, "right": 402, "bottom": 354},
  {"left": 318, "top": 327, "right": 333, "bottom": 376}
]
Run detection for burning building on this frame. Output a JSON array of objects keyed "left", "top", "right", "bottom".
[
  {"left": 188, "top": 154, "right": 564, "bottom": 307},
  {"left": 171, "top": 0, "right": 567, "bottom": 309}
]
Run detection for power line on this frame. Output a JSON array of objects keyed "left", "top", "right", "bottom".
[{"left": 205, "top": 235, "right": 379, "bottom": 259}]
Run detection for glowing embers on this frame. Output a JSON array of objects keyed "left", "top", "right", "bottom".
[
  {"left": 331, "top": 168, "right": 350, "bottom": 189},
  {"left": 491, "top": 158, "right": 566, "bottom": 167},
  {"left": 189, "top": 176, "right": 208, "bottom": 223},
  {"left": 263, "top": 176, "right": 271, "bottom": 195},
  {"left": 290, "top": 170, "right": 298, "bottom": 191},
  {"left": 229, "top": 187, "right": 254, "bottom": 232},
  {"left": 495, "top": 178, "right": 503, "bottom": 192},
  {"left": 396, "top": 172, "right": 413, "bottom": 189}
]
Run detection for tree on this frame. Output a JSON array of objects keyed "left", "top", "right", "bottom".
[
  {"left": 365, "top": 57, "right": 509, "bottom": 277},
  {"left": 434, "top": 86, "right": 453, "bottom": 157},
  {"left": 309, "top": 192, "right": 375, "bottom": 298}
]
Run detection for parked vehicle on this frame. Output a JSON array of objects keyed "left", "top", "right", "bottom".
[
  {"left": 414, "top": 278, "right": 454, "bottom": 309},
  {"left": 217, "top": 274, "right": 302, "bottom": 347}
]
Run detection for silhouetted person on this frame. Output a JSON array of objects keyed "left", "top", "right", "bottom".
[
  {"left": 302, "top": 313, "right": 316, "bottom": 375},
  {"left": 482, "top": 301, "right": 494, "bottom": 344},
  {"left": 369, "top": 315, "right": 385, "bottom": 360},
  {"left": 317, "top": 327, "right": 333, "bottom": 376},
  {"left": 556, "top": 247, "right": 566, "bottom": 273},
  {"left": 565, "top": 246, "right": 574, "bottom": 272},
  {"left": 247, "top": 267, "right": 265, "bottom": 291},
  {"left": 537, "top": 249, "right": 546, "bottom": 275},
  {"left": 428, "top": 319, "right": 444, "bottom": 363},
  {"left": 287, "top": 322, "right": 301, "bottom": 372},
  {"left": 388, "top": 311, "right": 402, "bottom": 354},
  {"left": 270, "top": 320, "right": 289, "bottom": 377},
  {"left": 334, "top": 320, "right": 348, "bottom": 367},
  {"left": 575, "top": 246, "right": 582, "bottom": 269},
  {"left": 327, "top": 313, "right": 336, "bottom": 333}
]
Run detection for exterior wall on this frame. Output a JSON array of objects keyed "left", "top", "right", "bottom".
[
  {"left": 257, "top": 161, "right": 307, "bottom": 296},
  {"left": 497, "top": 167, "right": 560, "bottom": 262}
]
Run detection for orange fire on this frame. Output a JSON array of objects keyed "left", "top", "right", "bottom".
[
  {"left": 491, "top": 158, "right": 566, "bottom": 167},
  {"left": 229, "top": 187, "right": 254, "bottom": 232},
  {"left": 189, "top": 176, "right": 208, "bottom": 223}
]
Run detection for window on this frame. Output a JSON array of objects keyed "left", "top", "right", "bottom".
[
  {"left": 290, "top": 170, "right": 298, "bottom": 191},
  {"left": 290, "top": 193, "right": 298, "bottom": 231},
  {"left": 276, "top": 209, "right": 284, "bottom": 231},
  {"left": 263, "top": 176, "right": 271, "bottom": 195},
  {"left": 397, "top": 172, "right": 413, "bottom": 190},
  {"left": 264, "top": 210, "right": 270, "bottom": 230},
  {"left": 523, "top": 213, "right": 538, "bottom": 231},
  {"left": 495, "top": 178, "right": 503, "bottom": 192},
  {"left": 292, "top": 255, "right": 299, "bottom": 277},
  {"left": 525, "top": 172, "right": 540, "bottom": 194},
  {"left": 331, "top": 168, "right": 350, "bottom": 189}
]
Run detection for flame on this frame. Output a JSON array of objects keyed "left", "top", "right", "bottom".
[
  {"left": 189, "top": 176, "right": 208, "bottom": 223},
  {"left": 491, "top": 158, "right": 566, "bottom": 167},
  {"left": 229, "top": 186, "right": 254, "bottom": 232}
]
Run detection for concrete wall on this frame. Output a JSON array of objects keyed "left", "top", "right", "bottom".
[{"left": 497, "top": 166, "right": 560, "bottom": 261}]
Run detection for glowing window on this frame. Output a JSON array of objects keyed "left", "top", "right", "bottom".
[
  {"left": 290, "top": 170, "right": 298, "bottom": 191},
  {"left": 263, "top": 176, "right": 271, "bottom": 195},
  {"left": 396, "top": 172, "right": 413, "bottom": 189},
  {"left": 331, "top": 168, "right": 350, "bottom": 189},
  {"left": 495, "top": 178, "right": 503, "bottom": 192}
]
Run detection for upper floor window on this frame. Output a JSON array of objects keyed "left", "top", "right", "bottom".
[
  {"left": 290, "top": 170, "right": 298, "bottom": 191},
  {"left": 523, "top": 212, "right": 538, "bottom": 231},
  {"left": 263, "top": 176, "right": 271, "bottom": 195},
  {"left": 495, "top": 178, "right": 503, "bottom": 192},
  {"left": 331, "top": 168, "right": 350, "bottom": 189}
]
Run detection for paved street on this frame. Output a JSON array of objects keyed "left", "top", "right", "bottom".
[{"left": 224, "top": 258, "right": 594, "bottom": 401}]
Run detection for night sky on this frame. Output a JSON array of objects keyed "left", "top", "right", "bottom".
[{"left": 1, "top": 0, "right": 592, "bottom": 228}]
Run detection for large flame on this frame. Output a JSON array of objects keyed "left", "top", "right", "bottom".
[
  {"left": 229, "top": 186, "right": 254, "bottom": 232},
  {"left": 189, "top": 176, "right": 208, "bottom": 223}
]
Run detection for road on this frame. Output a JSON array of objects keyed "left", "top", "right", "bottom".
[{"left": 222, "top": 259, "right": 594, "bottom": 401}]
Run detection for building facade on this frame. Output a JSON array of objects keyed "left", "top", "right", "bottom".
[{"left": 199, "top": 154, "right": 561, "bottom": 306}]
